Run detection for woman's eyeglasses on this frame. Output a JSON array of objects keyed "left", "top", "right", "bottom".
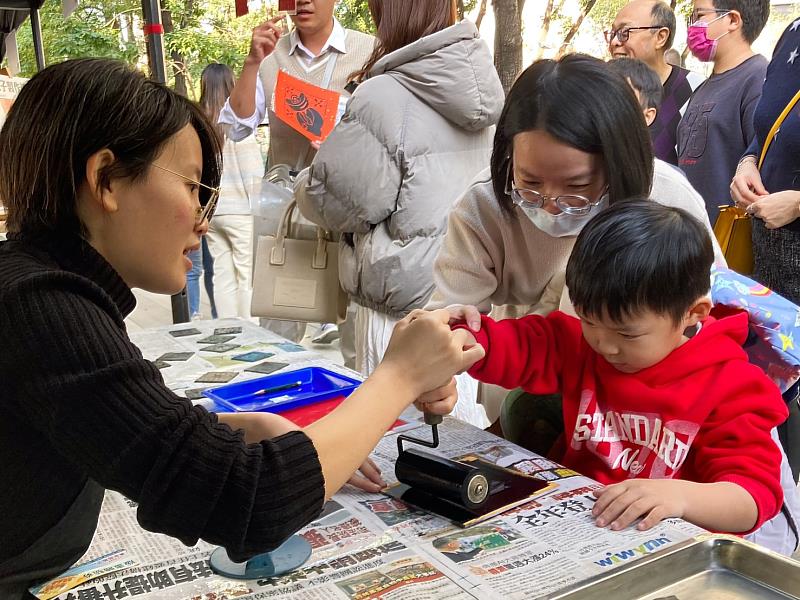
[
  {"left": 151, "top": 163, "right": 219, "bottom": 225},
  {"left": 604, "top": 26, "right": 666, "bottom": 44},
  {"left": 505, "top": 164, "right": 606, "bottom": 215}
]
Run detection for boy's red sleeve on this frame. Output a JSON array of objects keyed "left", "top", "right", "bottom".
[
  {"left": 454, "top": 312, "right": 583, "bottom": 395},
  {"left": 690, "top": 363, "right": 789, "bottom": 533}
]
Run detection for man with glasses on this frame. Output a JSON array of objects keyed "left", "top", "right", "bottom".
[
  {"left": 676, "top": 0, "right": 769, "bottom": 222},
  {"left": 607, "top": 0, "right": 704, "bottom": 166}
]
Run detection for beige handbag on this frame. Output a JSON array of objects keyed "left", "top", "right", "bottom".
[{"left": 251, "top": 200, "right": 346, "bottom": 323}]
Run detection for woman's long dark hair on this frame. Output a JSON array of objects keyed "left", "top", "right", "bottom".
[
  {"left": 0, "top": 58, "right": 221, "bottom": 236},
  {"left": 491, "top": 54, "right": 654, "bottom": 215},
  {"left": 350, "top": 0, "right": 457, "bottom": 82},
  {"left": 200, "top": 63, "right": 235, "bottom": 141}
]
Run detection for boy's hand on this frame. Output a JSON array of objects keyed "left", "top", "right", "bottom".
[
  {"left": 414, "top": 377, "right": 458, "bottom": 416},
  {"left": 444, "top": 304, "right": 482, "bottom": 332},
  {"left": 592, "top": 480, "right": 689, "bottom": 531},
  {"left": 406, "top": 305, "right": 482, "bottom": 332},
  {"left": 347, "top": 457, "right": 386, "bottom": 493}
]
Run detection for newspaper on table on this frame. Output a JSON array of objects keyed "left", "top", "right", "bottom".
[{"left": 45, "top": 319, "right": 703, "bottom": 600}]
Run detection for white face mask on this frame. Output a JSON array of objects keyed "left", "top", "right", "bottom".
[{"left": 517, "top": 194, "right": 610, "bottom": 237}]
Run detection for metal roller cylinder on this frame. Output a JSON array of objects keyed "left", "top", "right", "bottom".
[{"left": 395, "top": 448, "right": 490, "bottom": 509}]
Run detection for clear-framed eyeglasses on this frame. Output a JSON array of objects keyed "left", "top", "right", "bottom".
[
  {"left": 151, "top": 163, "right": 219, "bottom": 224},
  {"left": 603, "top": 26, "right": 666, "bottom": 44},
  {"left": 505, "top": 163, "right": 607, "bottom": 215}
]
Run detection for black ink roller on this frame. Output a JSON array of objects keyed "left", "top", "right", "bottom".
[{"left": 395, "top": 413, "right": 490, "bottom": 509}]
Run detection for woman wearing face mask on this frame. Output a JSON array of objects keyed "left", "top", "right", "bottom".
[{"left": 428, "top": 54, "right": 721, "bottom": 426}]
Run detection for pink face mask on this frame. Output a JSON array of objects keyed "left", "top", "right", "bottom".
[{"left": 687, "top": 13, "right": 730, "bottom": 62}]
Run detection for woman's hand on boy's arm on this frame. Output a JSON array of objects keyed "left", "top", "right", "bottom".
[{"left": 592, "top": 479, "right": 757, "bottom": 533}]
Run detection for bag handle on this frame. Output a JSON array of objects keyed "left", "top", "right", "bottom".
[
  {"left": 759, "top": 89, "right": 800, "bottom": 169},
  {"left": 270, "top": 200, "right": 330, "bottom": 270}
]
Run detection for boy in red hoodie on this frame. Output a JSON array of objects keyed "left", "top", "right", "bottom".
[{"left": 445, "top": 200, "right": 787, "bottom": 536}]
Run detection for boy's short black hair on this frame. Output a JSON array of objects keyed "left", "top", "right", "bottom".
[
  {"left": 712, "top": 0, "right": 769, "bottom": 43},
  {"left": 607, "top": 58, "right": 663, "bottom": 111},
  {"left": 566, "top": 199, "right": 713, "bottom": 324}
]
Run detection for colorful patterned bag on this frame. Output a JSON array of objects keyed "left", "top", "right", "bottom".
[{"left": 711, "top": 267, "right": 800, "bottom": 393}]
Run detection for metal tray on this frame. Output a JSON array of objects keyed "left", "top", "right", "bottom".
[{"left": 544, "top": 535, "right": 800, "bottom": 599}]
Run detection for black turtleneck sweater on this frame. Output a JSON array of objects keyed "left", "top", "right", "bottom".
[{"left": 0, "top": 231, "right": 325, "bottom": 596}]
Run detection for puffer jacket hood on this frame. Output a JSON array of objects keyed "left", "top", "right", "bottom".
[{"left": 370, "top": 20, "right": 504, "bottom": 131}]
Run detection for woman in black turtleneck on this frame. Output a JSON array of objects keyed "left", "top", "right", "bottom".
[{"left": 0, "top": 58, "right": 482, "bottom": 599}]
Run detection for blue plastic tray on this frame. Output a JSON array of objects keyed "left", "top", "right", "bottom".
[{"left": 203, "top": 366, "right": 362, "bottom": 413}]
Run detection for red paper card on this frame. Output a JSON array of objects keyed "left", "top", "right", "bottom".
[
  {"left": 278, "top": 0, "right": 296, "bottom": 13},
  {"left": 273, "top": 69, "right": 340, "bottom": 143},
  {"left": 278, "top": 395, "right": 405, "bottom": 430}
]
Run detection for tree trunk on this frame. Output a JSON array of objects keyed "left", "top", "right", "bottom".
[
  {"left": 536, "top": 0, "right": 566, "bottom": 59},
  {"left": 493, "top": 0, "right": 526, "bottom": 94},
  {"left": 457, "top": 0, "right": 466, "bottom": 19},
  {"left": 161, "top": 9, "right": 187, "bottom": 97},
  {"left": 475, "top": 0, "right": 488, "bottom": 30},
  {"left": 535, "top": 0, "right": 555, "bottom": 59},
  {"left": 557, "top": 0, "right": 597, "bottom": 57},
  {"left": 126, "top": 13, "right": 136, "bottom": 45}
]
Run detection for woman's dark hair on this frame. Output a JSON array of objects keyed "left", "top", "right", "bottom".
[
  {"left": 491, "top": 54, "right": 654, "bottom": 215},
  {"left": 350, "top": 0, "right": 457, "bottom": 83},
  {"left": 200, "top": 63, "right": 235, "bottom": 141},
  {"left": 0, "top": 58, "right": 222, "bottom": 236},
  {"left": 566, "top": 199, "right": 713, "bottom": 325}
]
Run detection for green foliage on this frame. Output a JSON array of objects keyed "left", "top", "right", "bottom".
[
  {"left": 161, "top": 0, "right": 263, "bottom": 96},
  {"left": 335, "top": 0, "right": 374, "bottom": 33},
  {"left": 588, "top": 0, "right": 628, "bottom": 31},
  {"left": 15, "top": 0, "right": 139, "bottom": 77},
  {"left": 9, "top": 0, "right": 471, "bottom": 87}
]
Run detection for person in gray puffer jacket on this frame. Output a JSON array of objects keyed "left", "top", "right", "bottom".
[{"left": 295, "top": 2, "right": 503, "bottom": 390}]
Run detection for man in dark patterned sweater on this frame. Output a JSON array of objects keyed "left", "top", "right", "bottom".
[{"left": 608, "top": 0, "right": 704, "bottom": 165}]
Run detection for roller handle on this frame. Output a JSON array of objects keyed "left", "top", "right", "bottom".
[{"left": 424, "top": 413, "right": 443, "bottom": 426}]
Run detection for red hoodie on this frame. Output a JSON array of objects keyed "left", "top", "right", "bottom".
[{"left": 463, "top": 311, "right": 789, "bottom": 531}]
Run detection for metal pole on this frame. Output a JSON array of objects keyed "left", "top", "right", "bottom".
[
  {"left": 141, "top": 0, "right": 190, "bottom": 324},
  {"left": 141, "top": 0, "right": 166, "bottom": 83},
  {"left": 29, "top": 8, "right": 44, "bottom": 71}
]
